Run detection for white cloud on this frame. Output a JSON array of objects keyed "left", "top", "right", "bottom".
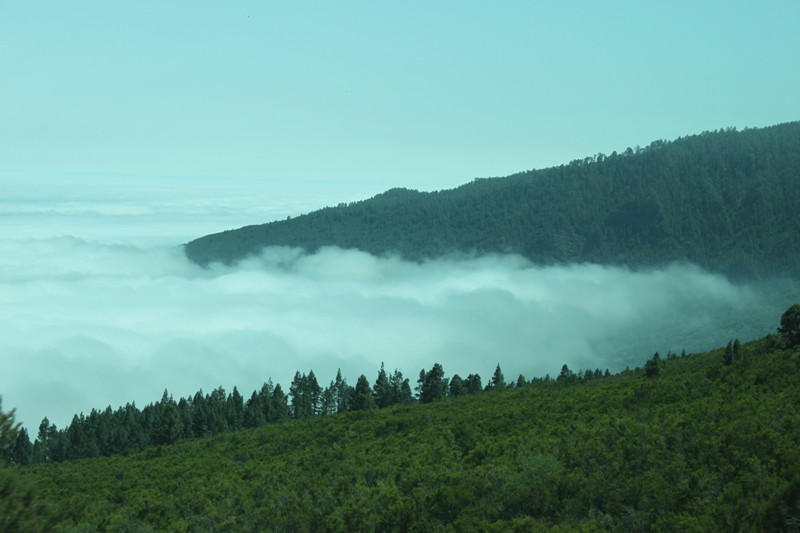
[
  {"left": 1, "top": 239, "right": 794, "bottom": 430},
  {"left": 1, "top": 172, "right": 796, "bottom": 429}
]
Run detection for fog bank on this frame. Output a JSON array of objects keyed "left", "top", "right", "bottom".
[{"left": 1, "top": 239, "right": 794, "bottom": 429}]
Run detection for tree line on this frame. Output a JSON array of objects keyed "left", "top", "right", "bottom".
[
  {"left": 2, "top": 304, "right": 799, "bottom": 530},
  {"left": 185, "top": 121, "right": 800, "bottom": 279},
  {"left": 3, "top": 360, "right": 615, "bottom": 466},
  {"left": 10, "top": 296, "right": 799, "bottom": 467}
]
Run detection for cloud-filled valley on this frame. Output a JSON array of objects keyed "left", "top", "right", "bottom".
[{"left": 2, "top": 235, "right": 794, "bottom": 429}]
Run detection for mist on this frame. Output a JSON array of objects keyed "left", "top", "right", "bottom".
[{"left": 1, "top": 237, "right": 794, "bottom": 430}]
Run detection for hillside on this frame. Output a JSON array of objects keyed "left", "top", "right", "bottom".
[
  {"left": 185, "top": 121, "right": 800, "bottom": 278},
  {"left": 7, "top": 327, "right": 800, "bottom": 531}
]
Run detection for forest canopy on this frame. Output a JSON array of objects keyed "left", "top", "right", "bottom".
[
  {"left": 5, "top": 309, "right": 800, "bottom": 531},
  {"left": 185, "top": 122, "right": 800, "bottom": 279}
]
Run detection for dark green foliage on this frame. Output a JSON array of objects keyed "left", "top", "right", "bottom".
[
  {"left": 6, "top": 428, "right": 32, "bottom": 466},
  {"left": 0, "top": 403, "right": 59, "bottom": 531},
  {"left": 289, "top": 371, "right": 322, "bottom": 419},
  {"left": 486, "top": 364, "right": 506, "bottom": 390},
  {"left": 0, "top": 398, "right": 20, "bottom": 454},
  {"left": 331, "top": 369, "right": 352, "bottom": 413},
  {"left": 17, "top": 336, "right": 800, "bottom": 531},
  {"left": 351, "top": 375, "right": 376, "bottom": 411},
  {"left": 557, "top": 363, "right": 577, "bottom": 384},
  {"left": 372, "top": 363, "right": 392, "bottom": 408},
  {"left": 724, "top": 339, "right": 743, "bottom": 366},
  {"left": 388, "top": 369, "right": 413, "bottom": 405},
  {"left": 0, "top": 464, "right": 60, "bottom": 532},
  {"left": 724, "top": 341, "right": 734, "bottom": 365},
  {"left": 185, "top": 122, "right": 800, "bottom": 279},
  {"left": 417, "top": 363, "right": 449, "bottom": 403},
  {"left": 644, "top": 352, "right": 662, "bottom": 377},
  {"left": 464, "top": 373, "right": 483, "bottom": 394},
  {"left": 779, "top": 304, "right": 800, "bottom": 347},
  {"left": 448, "top": 374, "right": 465, "bottom": 397}
]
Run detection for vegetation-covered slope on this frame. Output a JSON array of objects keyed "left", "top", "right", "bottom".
[
  {"left": 9, "top": 327, "right": 800, "bottom": 532},
  {"left": 185, "top": 121, "right": 800, "bottom": 278}
]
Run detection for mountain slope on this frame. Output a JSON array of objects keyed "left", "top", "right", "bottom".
[
  {"left": 17, "top": 334, "right": 800, "bottom": 531},
  {"left": 185, "top": 121, "right": 800, "bottom": 278}
]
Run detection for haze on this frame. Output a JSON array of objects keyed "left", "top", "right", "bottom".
[
  {"left": 1, "top": 183, "right": 795, "bottom": 428},
  {"left": 2, "top": 3, "right": 799, "bottom": 429}
]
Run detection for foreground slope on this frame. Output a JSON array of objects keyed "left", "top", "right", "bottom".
[
  {"left": 185, "top": 122, "right": 800, "bottom": 278},
  {"left": 19, "top": 336, "right": 800, "bottom": 531}
]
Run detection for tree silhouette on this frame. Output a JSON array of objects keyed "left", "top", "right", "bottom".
[{"left": 779, "top": 304, "right": 800, "bottom": 347}]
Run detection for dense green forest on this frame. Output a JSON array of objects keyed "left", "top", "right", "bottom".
[
  {"left": 185, "top": 121, "right": 800, "bottom": 278},
  {"left": 3, "top": 306, "right": 800, "bottom": 531}
]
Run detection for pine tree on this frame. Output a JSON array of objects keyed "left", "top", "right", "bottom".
[
  {"left": 226, "top": 387, "right": 244, "bottom": 430},
  {"left": 243, "top": 391, "right": 266, "bottom": 428},
  {"left": 465, "top": 373, "right": 483, "bottom": 394},
  {"left": 487, "top": 364, "right": 506, "bottom": 390},
  {"left": 34, "top": 417, "right": 56, "bottom": 463},
  {"left": 332, "top": 369, "right": 351, "bottom": 413},
  {"left": 397, "top": 376, "right": 413, "bottom": 404},
  {"left": 191, "top": 391, "right": 210, "bottom": 438},
  {"left": 289, "top": 372, "right": 308, "bottom": 419},
  {"left": 351, "top": 375, "right": 376, "bottom": 411},
  {"left": 645, "top": 352, "right": 662, "bottom": 377},
  {"left": 723, "top": 340, "right": 734, "bottom": 366},
  {"left": 270, "top": 384, "right": 289, "bottom": 422},
  {"left": 449, "top": 374, "right": 465, "bottom": 397},
  {"left": 8, "top": 427, "right": 33, "bottom": 466},
  {"left": 319, "top": 386, "right": 336, "bottom": 416},
  {"left": 779, "top": 304, "right": 800, "bottom": 347},
  {"left": 0, "top": 398, "right": 20, "bottom": 456},
  {"left": 373, "top": 363, "right": 392, "bottom": 408},
  {"left": 388, "top": 369, "right": 413, "bottom": 404},
  {"left": 557, "top": 364, "right": 576, "bottom": 384},
  {"left": 419, "top": 363, "right": 449, "bottom": 403},
  {"left": 307, "top": 371, "right": 322, "bottom": 416}
]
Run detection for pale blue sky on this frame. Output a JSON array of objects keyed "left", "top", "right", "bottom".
[{"left": 2, "top": 1, "right": 798, "bottom": 194}]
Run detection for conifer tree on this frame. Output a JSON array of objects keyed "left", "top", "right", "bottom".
[
  {"left": 779, "top": 304, "right": 800, "bottom": 347},
  {"left": 487, "top": 364, "right": 506, "bottom": 390},
  {"left": 0, "top": 398, "right": 20, "bottom": 456},
  {"left": 465, "top": 373, "right": 483, "bottom": 394},
  {"left": 388, "top": 369, "right": 413, "bottom": 404},
  {"left": 270, "top": 384, "right": 289, "bottom": 422},
  {"left": 289, "top": 372, "right": 308, "bottom": 419},
  {"left": 557, "top": 364, "right": 576, "bottom": 384},
  {"left": 351, "top": 375, "right": 376, "bottom": 411},
  {"left": 645, "top": 352, "right": 662, "bottom": 377},
  {"left": 373, "top": 363, "right": 392, "bottom": 408},
  {"left": 723, "top": 340, "right": 734, "bottom": 366},
  {"left": 332, "top": 369, "right": 351, "bottom": 413},
  {"left": 419, "top": 363, "right": 448, "bottom": 403},
  {"left": 8, "top": 427, "right": 32, "bottom": 466},
  {"left": 448, "top": 374, "right": 465, "bottom": 397}
]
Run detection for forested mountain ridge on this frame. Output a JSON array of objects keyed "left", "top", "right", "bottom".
[
  {"left": 4, "top": 319, "right": 800, "bottom": 531},
  {"left": 184, "top": 121, "right": 800, "bottom": 278}
]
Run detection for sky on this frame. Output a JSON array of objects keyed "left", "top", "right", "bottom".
[
  {"left": 1, "top": 2, "right": 800, "bottom": 429},
  {"left": 1, "top": 2, "right": 798, "bottom": 192}
]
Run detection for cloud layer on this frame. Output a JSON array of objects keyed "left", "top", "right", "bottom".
[{"left": 1, "top": 237, "right": 793, "bottom": 429}]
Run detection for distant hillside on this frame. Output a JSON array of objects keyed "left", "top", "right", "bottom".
[
  {"left": 11, "top": 330, "right": 800, "bottom": 531},
  {"left": 185, "top": 121, "right": 800, "bottom": 278}
]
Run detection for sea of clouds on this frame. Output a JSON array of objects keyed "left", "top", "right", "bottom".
[{"left": 1, "top": 174, "right": 796, "bottom": 429}]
